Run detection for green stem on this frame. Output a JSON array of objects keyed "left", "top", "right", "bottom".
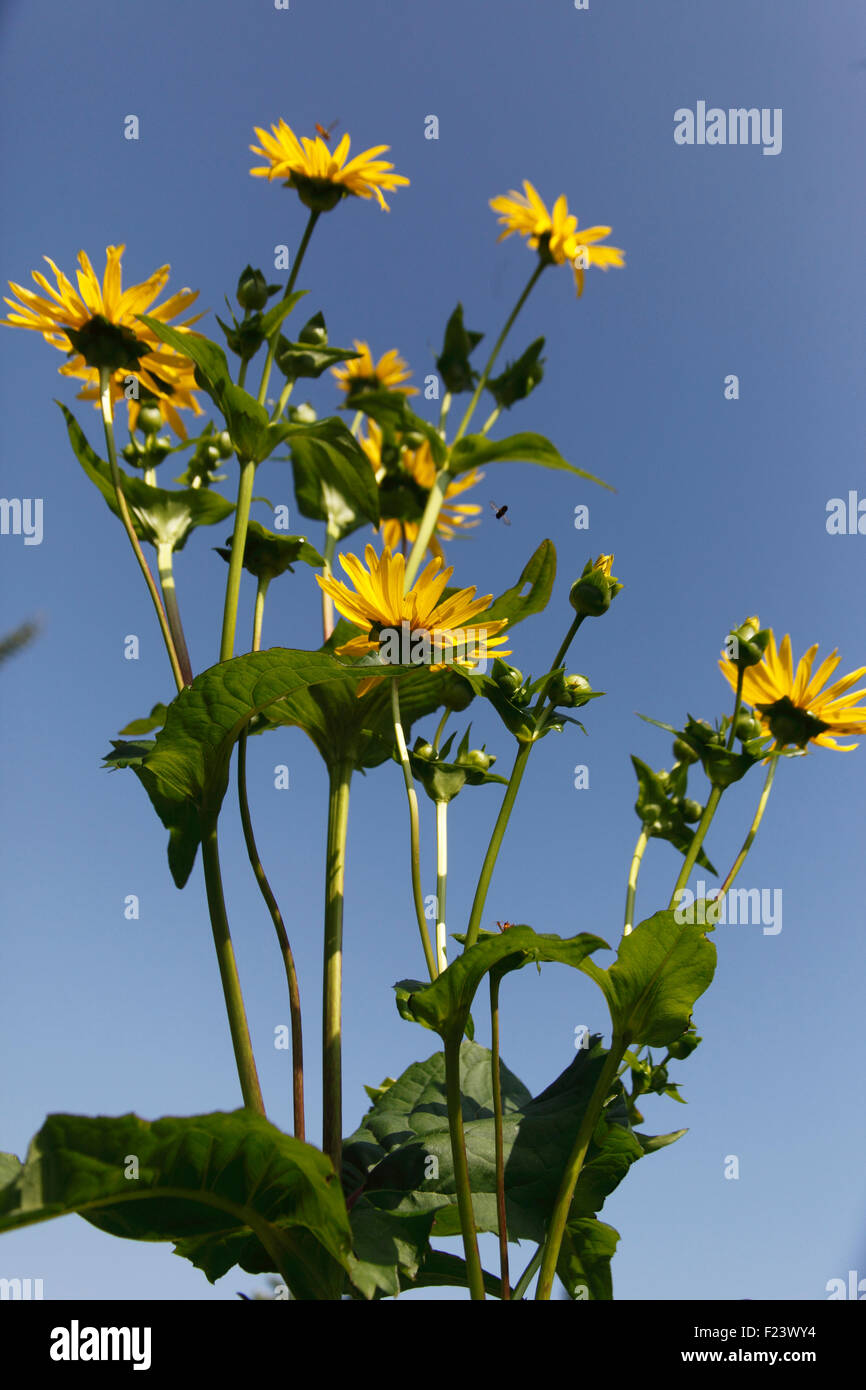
[
  {"left": 391, "top": 681, "right": 437, "bottom": 980},
  {"left": 726, "top": 667, "right": 745, "bottom": 749},
  {"left": 432, "top": 708, "right": 450, "bottom": 753},
  {"left": 236, "top": 575, "right": 304, "bottom": 1138},
  {"left": 668, "top": 785, "right": 722, "bottom": 911},
  {"left": 437, "top": 390, "right": 452, "bottom": 434},
  {"left": 323, "top": 760, "right": 352, "bottom": 1170},
  {"left": 512, "top": 1244, "right": 544, "bottom": 1301},
  {"left": 481, "top": 406, "right": 501, "bottom": 437},
  {"left": 435, "top": 799, "right": 449, "bottom": 974},
  {"left": 453, "top": 261, "right": 545, "bottom": 444},
  {"left": 623, "top": 826, "right": 649, "bottom": 936},
  {"left": 97, "top": 370, "right": 184, "bottom": 693},
  {"left": 490, "top": 972, "right": 510, "bottom": 1299},
  {"left": 465, "top": 740, "right": 532, "bottom": 949},
  {"left": 272, "top": 377, "right": 294, "bottom": 422},
  {"left": 156, "top": 542, "right": 193, "bottom": 686},
  {"left": 257, "top": 209, "right": 320, "bottom": 408},
  {"left": 200, "top": 824, "right": 266, "bottom": 1115},
  {"left": 219, "top": 458, "right": 257, "bottom": 662},
  {"left": 535, "top": 1037, "right": 626, "bottom": 1299},
  {"left": 708, "top": 757, "right": 778, "bottom": 923},
  {"left": 465, "top": 615, "right": 584, "bottom": 950},
  {"left": 444, "top": 1034, "right": 485, "bottom": 1300},
  {"left": 403, "top": 262, "right": 545, "bottom": 592}
]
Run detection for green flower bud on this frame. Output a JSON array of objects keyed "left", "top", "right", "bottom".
[
  {"left": 493, "top": 660, "right": 524, "bottom": 695},
  {"left": 667, "top": 1030, "right": 701, "bottom": 1060},
  {"left": 439, "top": 669, "right": 475, "bottom": 712},
  {"left": 569, "top": 554, "right": 623, "bottom": 618},
  {"left": 414, "top": 741, "right": 435, "bottom": 761},
  {"left": 550, "top": 671, "right": 593, "bottom": 708},
  {"left": 236, "top": 266, "right": 270, "bottom": 312},
  {"left": 298, "top": 313, "right": 328, "bottom": 348},
  {"left": 734, "top": 712, "right": 763, "bottom": 742},
  {"left": 217, "top": 431, "right": 234, "bottom": 459},
  {"left": 673, "top": 737, "right": 699, "bottom": 765},
  {"left": 681, "top": 798, "right": 703, "bottom": 823},
  {"left": 458, "top": 749, "right": 493, "bottom": 772},
  {"left": 121, "top": 442, "right": 139, "bottom": 462},
  {"left": 137, "top": 401, "right": 163, "bottom": 437},
  {"left": 288, "top": 403, "right": 317, "bottom": 424},
  {"left": 725, "top": 618, "right": 771, "bottom": 670},
  {"left": 642, "top": 803, "right": 662, "bottom": 822}
]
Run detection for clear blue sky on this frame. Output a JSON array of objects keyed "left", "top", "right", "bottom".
[{"left": 1, "top": 0, "right": 865, "bottom": 1300}]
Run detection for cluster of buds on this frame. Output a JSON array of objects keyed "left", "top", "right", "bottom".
[{"left": 725, "top": 616, "right": 770, "bottom": 670}]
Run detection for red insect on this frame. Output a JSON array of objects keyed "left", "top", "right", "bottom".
[{"left": 315, "top": 120, "right": 340, "bottom": 143}]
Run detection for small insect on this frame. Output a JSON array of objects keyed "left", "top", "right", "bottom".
[
  {"left": 496, "top": 921, "right": 514, "bottom": 933},
  {"left": 315, "top": 120, "right": 340, "bottom": 143},
  {"left": 489, "top": 500, "right": 511, "bottom": 525}
]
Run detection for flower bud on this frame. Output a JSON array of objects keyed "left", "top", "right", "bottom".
[
  {"left": 136, "top": 401, "right": 163, "bottom": 437},
  {"left": 673, "top": 737, "right": 699, "bottom": 765},
  {"left": 413, "top": 740, "right": 435, "bottom": 761},
  {"left": 549, "top": 671, "right": 593, "bottom": 708},
  {"left": 493, "top": 659, "right": 524, "bottom": 695},
  {"left": 236, "top": 266, "right": 270, "bottom": 312},
  {"left": 681, "top": 798, "right": 703, "bottom": 823},
  {"left": 725, "top": 617, "right": 771, "bottom": 670},
  {"left": 734, "top": 712, "right": 763, "bottom": 742},
  {"left": 439, "top": 669, "right": 475, "bottom": 712},
  {"left": 569, "top": 553, "right": 623, "bottom": 618},
  {"left": 458, "top": 748, "right": 494, "bottom": 772},
  {"left": 217, "top": 431, "right": 234, "bottom": 459}
]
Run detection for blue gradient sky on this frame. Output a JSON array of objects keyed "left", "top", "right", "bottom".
[{"left": 1, "top": 0, "right": 865, "bottom": 1300}]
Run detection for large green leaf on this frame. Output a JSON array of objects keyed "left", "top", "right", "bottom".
[
  {"left": 0, "top": 1112, "right": 352, "bottom": 1301},
  {"left": 284, "top": 417, "right": 380, "bottom": 538},
  {"left": 556, "top": 1217, "right": 620, "bottom": 1300},
  {"left": 448, "top": 431, "right": 613, "bottom": 489},
  {"left": 395, "top": 927, "right": 608, "bottom": 1042},
  {"left": 343, "top": 1041, "right": 671, "bottom": 1258},
  {"left": 579, "top": 909, "right": 717, "bottom": 1046},
  {"left": 131, "top": 649, "right": 426, "bottom": 885},
  {"left": 345, "top": 1205, "right": 436, "bottom": 1300},
  {"left": 59, "top": 404, "right": 234, "bottom": 549}
]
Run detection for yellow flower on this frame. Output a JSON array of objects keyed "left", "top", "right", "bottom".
[
  {"left": 358, "top": 419, "right": 483, "bottom": 560},
  {"left": 250, "top": 120, "right": 409, "bottom": 211},
  {"left": 720, "top": 630, "right": 866, "bottom": 751},
  {"left": 3, "top": 245, "right": 203, "bottom": 437},
  {"left": 489, "top": 180, "right": 624, "bottom": 296},
  {"left": 332, "top": 341, "right": 417, "bottom": 396},
  {"left": 318, "top": 545, "right": 510, "bottom": 695}
]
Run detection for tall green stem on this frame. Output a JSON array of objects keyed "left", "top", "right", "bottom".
[
  {"left": 156, "top": 542, "right": 193, "bottom": 686},
  {"left": 465, "top": 740, "right": 532, "bottom": 949},
  {"left": 257, "top": 210, "right": 320, "bottom": 409},
  {"left": 97, "top": 370, "right": 184, "bottom": 693},
  {"left": 200, "top": 824, "right": 266, "bottom": 1115},
  {"left": 435, "top": 799, "right": 449, "bottom": 974},
  {"left": 323, "top": 760, "right": 352, "bottom": 1170},
  {"left": 403, "top": 261, "right": 545, "bottom": 591},
  {"left": 444, "top": 1034, "right": 485, "bottom": 1300},
  {"left": 219, "top": 458, "right": 257, "bottom": 662},
  {"left": 391, "top": 680, "right": 438, "bottom": 980},
  {"left": 535, "top": 1037, "right": 626, "bottom": 1299},
  {"left": 453, "top": 261, "right": 545, "bottom": 444},
  {"left": 490, "top": 972, "right": 510, "bottom": 1299},
  {"left": 668, "top": 785, "right": 722, "bottom": 910},
  {"left": 708, "top": 758, "right": 778, "bottom": 923},
  {"left": 623, "top": 826, "right": 649, "bottom": 936},
  {"left": 321, "top": 518, "right": 339, "bottom": 642}
]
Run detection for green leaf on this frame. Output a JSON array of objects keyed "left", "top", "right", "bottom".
[
  {"left": 214, "top": 520, "right": 325, "bottom": 581},
  {"left": 346, "top": 1205, "right": 436, "bottom": 1300},
  {"left": 118, "top": 704, "right": 168, "bottom": 737},
  {"left": 481, "top": 538, "right": 556, "bottom": 626},
  {"left": 556, "top": 1217, "right": 620, "bottom": 1300},
  {"left": 133, "top": 650, "right": 425, "bottom": 886},
  {"left": 396, "top": 927, "right": 608, "bottom": 1042},
  {"left": 345, "top": 1040, "right": 656, "bottom": 1250},
  {"left": 284, "top": 417, "right": 380, "bottom": 538},
  {"left": 275, "top": 311, "right": 360, "bottom": 381},
  {"left": 259, "top": 290, "right": 308, "bottom": 342},
  {"left": 0, "top": 1111, "right": 352, "bottom": 1301},
  {"left": 343, "top": 389, "right": 448, "bottom": 467},
  {"left": 448, "top": 431, "right": 613, "bottom": 490},
  {"left": 579, "top": 908, "right": 717, "bottom": 1047},
  {"left": 485, "top": 337, "right": 546, "bottom": 410},
  {"left": 137, "top": 319, "right": 234, "bottom": 404},
  {"left": 435, "top": 303, "right": 484, "bottom": 394},
  {"left": 59, "top": 404, "right": 234, "bottom": 549}
]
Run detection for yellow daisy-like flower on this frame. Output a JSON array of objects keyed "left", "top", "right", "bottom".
[
  {"left": 318, "top": 545, "right": 510, "bottom": 695},
  {"left": 3, "top": 245, "right": 204, "bottom": 437},
  {"left": 489, "top": 180, "right": 624, "bottom": 296},
  {"left": 358, "top": 419, "right": 483, "bottom": 560},
  {"left": 332, "top": 341, "right": 417, "bottom": 396},
  {"left": 250, "top": 120, "right": 409, "bottom": 211},
  {"left": 720, "top": 630, "right": 866, "bottom": 752}
]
